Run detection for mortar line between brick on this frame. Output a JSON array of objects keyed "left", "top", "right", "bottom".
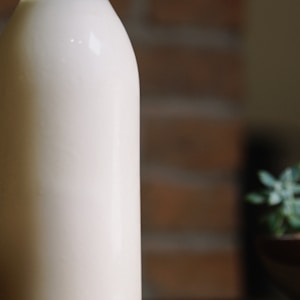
[
  {"left": 142, "top": 232, "right": 239, "bottom": 252},
  {"left": 126, "top": 22, "right": 241, "bottom": 51},
  {"left": 141, "top": 98, "right": 243, "bottom": 120},
  {"left": 141, "top": 164, "right": 241, "bottom": 187}
]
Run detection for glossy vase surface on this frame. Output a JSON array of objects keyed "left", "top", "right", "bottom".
[{"left": 0, "top": 1, "right": 140, "bottom": 299}]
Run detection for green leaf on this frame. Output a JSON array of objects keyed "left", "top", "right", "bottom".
[
  {"left": 291, "top": 164, "right": 300, "bottom": 181},
  {"left": 246, "top": 163, "right": 300, "bottom": 236},
  {"left": 280, "top": 168, "right": 293, "bottom": 182},
  {"left": 246, "top": 193, "right": 265, "bottom": 204},
  {"left": 291, "top": 201, "right": 300, "bottom": 214},
  {"left": 279, "top": 188, "right": 293, "bottom": 200},
  {"left": 292, "top": 185, "right": 300, "bottom": 194},
  {"left": 264, "top": 212, "right": 285, "bottom": 236},
  {"left": 287, "top": 215, "right": 300, "bottom": 230},
  {"left": 283, "top": 202, "right": 292, "bottom": 217},
  {"left": 258, "top": 170, "right": 276, "bottom": 187},
  {"left": 268, "top": 192, "right": 281, "bottom": 205}
]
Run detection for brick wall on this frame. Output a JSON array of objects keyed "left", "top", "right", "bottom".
[{"left": 110, "top": 0, "right": 244, "bottom": 298}]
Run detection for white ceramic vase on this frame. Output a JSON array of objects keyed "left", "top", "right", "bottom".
[{"left": 0, "top": 1, "right": 141, "bottom": 299}]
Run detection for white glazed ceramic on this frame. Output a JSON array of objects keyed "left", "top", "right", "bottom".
[{"left": 0, "top": 0, "right": 140, "bottom": 299}]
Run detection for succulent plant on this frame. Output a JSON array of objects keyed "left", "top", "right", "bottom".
[{"left": 246, "top": 163, "right": 300, "bottom": 237}]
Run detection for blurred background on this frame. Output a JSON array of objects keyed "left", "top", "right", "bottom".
[
  {"left": 2, "top": 0, "right": 300, "bottom": 299},
  {"left": 109, "top": 0, "right": 300, "bottom": 299},
  {"left": 112, "top": 0, "right": 243, "bottom": 298}
]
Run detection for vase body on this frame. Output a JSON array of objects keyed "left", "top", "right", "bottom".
[{"left": 0, "top": 1, "right": 140, "bottom": 300}]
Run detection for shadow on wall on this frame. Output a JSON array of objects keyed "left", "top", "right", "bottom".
[{"left": 241, "top": 133, "right": 284, "bottom": 298}]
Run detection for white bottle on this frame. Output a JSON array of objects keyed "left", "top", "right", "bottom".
[{"left": 0, "top": 1, "right": 141, "bottom": 300}]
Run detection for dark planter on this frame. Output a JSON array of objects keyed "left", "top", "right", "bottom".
[{"left": 257, "top": 234, "right": 300, "bottom": 299}]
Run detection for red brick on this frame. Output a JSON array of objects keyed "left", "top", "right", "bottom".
[
  {"left": 141, "top": 113, "right": 243, "bottom": 171},
  {"left": 142, "top": 176, "right": 239, "bottom": 232},
  {"left": 109, "top": 0, "right": 131, "bottom": 18},
  {"left": 149, "top": 0, "right": 243, "bottom": 30},
  {"left": 143, "top": 250, "right": 242, "bottom": 298},
  {"left": 136, "top": 45, "right": 242, "bottom": 100}
]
